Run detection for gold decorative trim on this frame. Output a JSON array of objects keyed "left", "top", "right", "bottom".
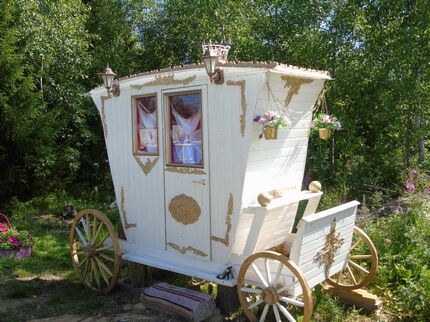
[
  {"left": 168, "top": 194, "right": 201, "bottom": 225},
  {"left": 281, "top": 76, "right": 314, "bottom": 107},
  {"left": 165, "top": 166, "right": 206, "bottom": 175},
  {"left": 130, "top": 74, "right": 197, "bottom": 89},
  {"left": 211, "top": 193, "right": 233, "bottom": 246},
  {"left": 167, "top": 242, "right": 208, "bottom": 257},
  {"left": 227, "top": 80, "right": 247, "bottom": 137},
  {"left": 134, "top": 156, "right": 159, "bottom": 176},
  {"left": 314, "top": 218, "right": 344, "bottom": 277},
  {"left": 100, "top": 95, "right": 111, "bottom": 138},
  {"left": 121, "top": 186, "right": 137, "bottom": 229}
]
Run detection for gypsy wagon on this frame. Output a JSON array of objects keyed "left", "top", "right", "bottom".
[{"left": 70, "top": 45, "right": 378, "bottom": 321}]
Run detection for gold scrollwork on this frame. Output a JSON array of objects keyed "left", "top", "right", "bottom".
[
  {"left": 130, "top": 74, "right": 197, "bottom": 89},
  {"left": 134, "top": 156, "right": 159, "bottom": 176},
  {"left": 167, "top": 242, "right": 208, "bottom": 257},
  {"left": 211, "top": 193, "right": 233, "bottom": 246},
  {"left": 281, "top": 75, "right": 314, "bottom": 107},
  {"left": 164, "top": 167, "right": 206, "bottom": 175},
  {"left": 314, "top": 218, "right": 344, "bottom": 277},
  {"left": 121, "top": 186, "right": 137, "bottom": 229},
  {"left": 226, "top": 80, "right": 247, "bottom": 137},
  {"left": 168, "top": 194, "right": 201, "bottom": 225}
]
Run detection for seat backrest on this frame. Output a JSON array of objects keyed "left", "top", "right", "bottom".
[{"left": 289, "top": 201, "right": 359, "bottom": 293}]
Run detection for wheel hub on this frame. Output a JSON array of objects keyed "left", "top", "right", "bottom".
[
  {"left": 262, "top": 287, "right": 279, "bottom": 305},
  {"left": 83, "top": 245, "right": 98, "bottom": 258}
]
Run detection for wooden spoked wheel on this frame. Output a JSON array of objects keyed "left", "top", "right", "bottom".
[
  {"left": 70, "top": 209, "right": 121, "bottom": 293},
  {"left": 327, "top": 226, "right": 378, "bottom": 290},
  {"left": 237, "top": 251, "right": 312, "bottom": 322}
]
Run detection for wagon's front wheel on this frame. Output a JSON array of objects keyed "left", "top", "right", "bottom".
[
  {"left": 327, "top": 226, "right": 378, "bottom": 290},
  {"left": 70, "top": 209, "right": 121, "bottom": 293},
  {"left": 237, "top": 251, "right": 312, "bottom": 322}
]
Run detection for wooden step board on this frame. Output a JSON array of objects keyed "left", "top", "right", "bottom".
[
  {"left": 324, "top": 285, "right": 383, "bottom": 315},
  {"left": 141, "top": 282, "right": 216, "bottom": 322}
]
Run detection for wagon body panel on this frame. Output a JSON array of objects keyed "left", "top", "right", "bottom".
[{"left": 90, "top": 63, "right": 332, "bottom": 284}]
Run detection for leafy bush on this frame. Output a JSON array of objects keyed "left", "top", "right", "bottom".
[{"left": 364, "top": 193, "right": 430, "bottom": 320}]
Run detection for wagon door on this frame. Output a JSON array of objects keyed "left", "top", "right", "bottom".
[{"left": 163, "top": 87, "right": 211, "bottom": 260}]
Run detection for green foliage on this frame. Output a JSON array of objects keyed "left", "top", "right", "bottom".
[{"left": 364, "top": 194, "right": 430, "bottom": 320}]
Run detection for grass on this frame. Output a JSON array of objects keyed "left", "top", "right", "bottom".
[{"left": 1, "top": 192, "right": 429, "bottom": 321}]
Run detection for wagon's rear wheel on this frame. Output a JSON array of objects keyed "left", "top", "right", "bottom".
[
  {"left": 237, "top": 251, "right": 312, "bottom": 322},
  {"left": 70, "top": 209, "right": 121, "bottom": 293},
  {"left": 327, "top": 226, "right": 378, "bottom": 290}
]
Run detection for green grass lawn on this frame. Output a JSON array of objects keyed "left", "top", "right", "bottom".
[{"left": 1, "top": 192, "right": 429, "bottom": 321}]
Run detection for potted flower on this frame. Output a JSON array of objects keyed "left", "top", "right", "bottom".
[
  {"left": 0, "top": 223, "right": 33, "bottom": 259},
  {"left": 254, "top": 111, "right": 290, "bottom": 140},
  {"left": 311, "top": 113, "right": 342, "bottom": 140}
]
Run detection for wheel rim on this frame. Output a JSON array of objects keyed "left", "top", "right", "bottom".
[
  {"left": 237, "top": 251, "right": 312, "bottom": 322},
  {"left": 327, "top": 226, "right": 378, "bottom": 290},
  {"left": 70, "top": 209, "right": 121, "bottom": 293}
]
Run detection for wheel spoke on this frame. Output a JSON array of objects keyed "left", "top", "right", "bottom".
[
  {"left": 82, "top": 259, "right": 90, "bottom": 280},
  {"left": 93, "top": 220, "right": 105, "bottom": 245},
  {"left": 92, "top": 216, "right": 98, "bottom": 244},
  {"left": 85, "top": 215, "right": 92, "bottom": 243},
  {"left": 97, "top": 234, "right": 109, "bottom": 248},
  {"left": 91, "top": 258, "right": 101, "bottom": 289},
  {"left": 94, "top": 257, "right": 110, "bottom": 286},
  {"left": 99, "top": 252, "right": 115, "bottom": 263},
  {"left": 273, "top": 304, "right": 282, "bottom": 322},
  {"left": 347, "top": 265, "right": 358, "bottom": 285},
  {"left": 252, "top": 263, "right": 269, "bottom": 288},
  {"left": 274, "top": 261, "right": 283, "bottom": 285},
  {"left": 350, "top": 254, "right": 372, "bottom": 260},
  {"left": 277, "top": 284, "right": 289, "bottom": 294},
  {"left": 348, "top": 259, "right": 369, "bottom": 274},
  {"left": 265, "top": 258, "right": 272, "bottom": 285},
  {"left": 259, "top": 304, "right": 269, "bottom": 322},
  {"left": 241, "top": 287, "right": 262, "bottom": 294},
  {"left": 279, "top": 296, "right": 304, "bottom": 307},
  {"left": 277, "top": 302, "right": 296, "bottom": 322},
  {"left": 94, "top": 256, "right": 113, "bottom": 277},
  {"left": 79, "top": 257, "right": 88, "bottom": 268},
  {"left": 350, "top": 239, "right": 361, "bottom": 251},
  {"left": 96, "top": 245, "right": 111, "bottom": 252},
  {"left": 75, "top": 226, "right": 88, "bottom": 246},
  {"left": 248, "top": 298, "right": 263, "bottom": 310}
]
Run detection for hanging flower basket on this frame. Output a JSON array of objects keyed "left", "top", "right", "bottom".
[
  {"left": 311, "top": 113, "right": 341, "bottom": 140},
  {"left": 264, "top": 127, "right": 278, "bottom": 140},
  {"left": 254, "top": 111, "right": 290, "bottom": 140},
  {"left": 318, "top": 128, "right": 332, "bottom": 140}
]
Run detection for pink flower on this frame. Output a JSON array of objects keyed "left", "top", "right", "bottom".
[
  {"left": 258, "top": 117, "right": 267, "bottom": 124},
  {"left": 405, "top": 181, "right": 415, "bottom": 192},
  {"left": 8, "top": 236, "right": 21, "bottom": 248},
  {"left": 0, "top": 224, "right": 8, "bottom": 233}
]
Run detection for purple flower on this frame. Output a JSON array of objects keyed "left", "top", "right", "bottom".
[
  {"left": 253, "top": 115, "right": 261, "bottom": 122},
  {"left": 424, "top": 188, "right": 430, "bottom": 195},
  {"left": 8, "top": 236, "right": 21, "bottom": 248},
  {"left": 411, "top": 169, "right": 418, "bottom": 176},
  {"left": 405, "top": 181, "right": 416, "bottom": 192},
  {"left": 395, "top": 206, "right": 404, "bottom": 213}
]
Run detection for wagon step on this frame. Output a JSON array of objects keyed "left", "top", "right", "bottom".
[
  {"left": 324, "top": 285, "right": 383, "bottom": 315},
  {"left": 141, "top": 282, "right": 217, "bottom": 322}
]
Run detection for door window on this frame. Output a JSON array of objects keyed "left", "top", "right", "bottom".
[
  {"left": 134, "top": 95, "right": 158, "bottom": 155},
  {"left": 167, "top": 92, "right": 202, "bottom": 166}
]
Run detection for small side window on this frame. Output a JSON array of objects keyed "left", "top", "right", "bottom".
[{"left": 134, "top": 95, "right": 158, "bottom": 155}]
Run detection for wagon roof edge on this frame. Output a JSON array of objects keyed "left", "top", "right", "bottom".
[{"left": 91, "top": 61, "right": 331, "bottom": 92}]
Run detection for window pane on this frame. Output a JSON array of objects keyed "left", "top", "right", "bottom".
[
  {"left": 136, "top": 96, "right": 158, "bottom": 154},
  {"left": 169, "top": 92, "right": 202, "bottom": 166}
]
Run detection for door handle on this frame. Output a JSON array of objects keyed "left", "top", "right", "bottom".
[{"left": 192, "top": 179, "right": 206, "bottom": 185}]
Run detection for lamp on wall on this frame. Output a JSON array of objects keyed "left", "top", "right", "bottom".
[
  {"left": 202, "top": 43, "right": 230, "bottom": 85},
  {"left": 99, "top": 65, "right": 120, "bottom": 96}
]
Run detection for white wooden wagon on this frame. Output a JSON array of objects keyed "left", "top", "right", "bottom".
[{"left": 70, "top": 45, "right": 378, "bottom": 321}]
